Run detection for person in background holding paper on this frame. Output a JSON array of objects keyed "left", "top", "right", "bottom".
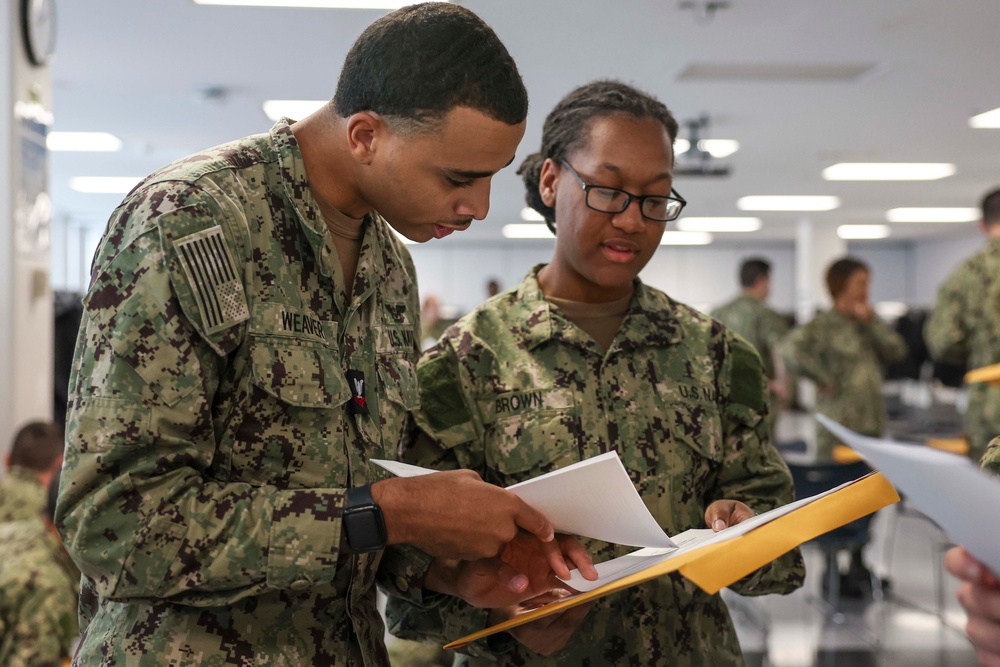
[
  {"left": 780, "top": 257, "right": 906, "bottom": 596},
  {"left": 386, "top": 80, "right": 805, "bottom": 666},
  {"left": 925, "top": 186, "right": 1000, "bottom": 463}
]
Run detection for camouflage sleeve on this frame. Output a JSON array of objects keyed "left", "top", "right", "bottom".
[
  {"left": 384, "top": 339, "right": 511, "bottom": 657},
  {"left": 863, "top": 317, "right": 908, "bottom": 366},
  {"left": 982, "top": 437, "right": 1000, "bottom": 475},
  {"left": 925, "top": 267, "right": 971, "bottom": 364},
  {"left": 779, "top": 319, "right": 835, "bottom": 389},
  {"left": 3, "top": 570, "right": 77, "bottom": 666},
  {"left": 714, "top": 334, "right": 806, "bottom": 595},
  {"left": 759, "top": 308, "right": 791, "bottom": 354},
  {"left": 57, "top": 193, "right": 351, "bottom": 607}
]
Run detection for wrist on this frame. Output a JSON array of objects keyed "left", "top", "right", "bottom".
[
  {"left": 371, "top": 478, "right": 407, "bottom": 546},
  {"left": 343, "top": 484, "right": 387, "bottom": 553}
]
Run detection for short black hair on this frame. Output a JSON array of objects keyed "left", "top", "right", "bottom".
[
  {"left": 826, "top": 257, "right": 869, "bottom": 298},
  {"left": 740, "top": 258, "right": 771, "bottom": 288},
  {"left": 333, "top": 3, "right": 527, "bottom": 131},
  {"left": 981, "top": 187, "right": 1000, "bottom": 227},
  {"left": 517, "top": 80, "right": 679, "bottom": 233},
  {"left": 9, "top": 421, "right": 63, "bottom": 472}
]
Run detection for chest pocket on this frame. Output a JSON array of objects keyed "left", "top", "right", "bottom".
[
  {"left": 374, "top": 353, "right": 419, "bottom": 457},
  {"left": 662, "top": 401, "right": 724, "bottom": 531},
  {"left": 485, "top": 387, "right": 579, "bottom": 487},
  {"left": 228, "top": 334, "right": 352, "bottom": 488}
]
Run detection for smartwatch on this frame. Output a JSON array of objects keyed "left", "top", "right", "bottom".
[{"left": 344, "top": 484, "right": 387, "bottom": 553}]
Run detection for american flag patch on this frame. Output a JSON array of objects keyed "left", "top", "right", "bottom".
[{"left": 175, "top": 226, "right": 249, "bottom": 333}]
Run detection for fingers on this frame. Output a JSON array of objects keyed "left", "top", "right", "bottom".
[
  {"left": 558, "top": 535, "right": 598, "bottom": 581},
  {"left": 946, "top": 546, "right": 999, "bottom": 586},
  {"left": 539, "top": 537, "right": 571, "bottom": 580},
  {"left": 487, "top": 558, "right": 530, "bottom": 595},
  {"left": 513, "top": 500, "right": 555, "bottom": 544},
  {"left": 705, "top": 500, "right": 756, "bottom": 531}
]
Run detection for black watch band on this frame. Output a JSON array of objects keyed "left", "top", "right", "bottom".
[{"left": 344, "top": 484, "right": 387, "bottom": 553}]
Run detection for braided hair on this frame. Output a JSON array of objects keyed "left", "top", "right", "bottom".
[{"left": 517, "top": 80, "right": 679, "bottom": 233}]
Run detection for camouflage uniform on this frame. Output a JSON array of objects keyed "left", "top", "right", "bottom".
[
  {"left": 712, "top": 295, "right": 790, "bottom": 436},
  {"left": 925, "top": 237, "right": 1000, "bottom": 463},
  {"left": 781, "top": 310, "right": 907, "bottom": 459},
  {"left": 0, "top": 466, "right": 45, "bottom": 523},
  {"left": 0, "top": 519, "right": 81, "bottom": 666},
  {"left": 983, "top": 436, "right": 1000, "bottom": 475},
  {"left": 56, "top": 120, "right": 431, "bottom": 666},
  {"left": 386, "top": 268, "right": 805, "bottom": 666},
  {"left": 711, "top": 295, "right": 788, "bottom": 382}
]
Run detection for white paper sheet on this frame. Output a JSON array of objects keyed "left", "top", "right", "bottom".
[
  {"left": 816, "top": 414, "right": 1000, "bottom": 577},
  {"left": 372, "top": 451, "right": 675, "bottom": 548},
  {"left": 559, "top": 477, "right": 858, "bottom": 592}
]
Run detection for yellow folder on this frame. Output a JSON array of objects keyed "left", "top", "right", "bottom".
[
  {"left": 966, "top": 363, "right": 1000, "bottom": 387},
  {"left": 444, "top": 472, "right": 899, "bottom": 650}
]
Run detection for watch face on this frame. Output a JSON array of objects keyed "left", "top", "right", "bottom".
[
  {"left": 22, "top": 0, "right": 56, "bottom": 67},
  {"left": 344, "top": 506, "right": 387, "bottom": 553}
]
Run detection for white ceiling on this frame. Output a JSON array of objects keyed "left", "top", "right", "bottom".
[{"left": 47, "top": 0, "right": 1000, "bottom": 245}]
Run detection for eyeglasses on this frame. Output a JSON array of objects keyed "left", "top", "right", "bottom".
[{"left": 560, "top": 160, "right": 686, "bottom": 222}]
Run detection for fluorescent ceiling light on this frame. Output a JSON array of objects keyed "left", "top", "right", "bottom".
[
  {"left": 47, "top": 132, "right": 122, "bottom": 152},
  {"left": 970, "top": 107, "right": 1000, "bottom": 128},
  {"left": 886, "top": 207, "right": 979, "bottom": 223},
  {"left": 738, "top": 196, "right": 840, "bottom": 211},
  {"left": 674, "top": 138, "right": 739, "bottom": 158},
  {"left": 698, "top": 139, "right": 739, "bottom": 158},
  {"left": 837, "top": 224, "right": 889, "bottom": 239},
  {"left": 195, "top": 0, "right": 444, "bottom": 7},
  {"left": 69, "top": 176, "right": 143, "bottom": 194},
  {"left": 502, "top": 224, "right": 552, "bottom": 239},
  {"left": 520, "top": 207, "right": 544, "bottom": 222},
  {"left": 676, "top": 217, "right": 761, "bottom": 233},
  {"left": 660, "top": 231, "right": 712, "bottom": 245},
  {"left": 262, "top": 99, "right": 327, "bottom": 121},
  {"left": 823, "top": 162, "right": 955, "bottom": 181}
]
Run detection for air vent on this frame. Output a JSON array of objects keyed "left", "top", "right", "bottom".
[{"left": 678, "top": 63, "right": 878, "bottom": 82}]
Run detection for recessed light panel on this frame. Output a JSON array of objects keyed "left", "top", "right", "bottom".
[
  {"left": 737, "top": 196, "right": 840, "bottom": 211},
  {"left": 502, "top": 224, "right": 553, "bottom": 239},
  {"left": 885, "top": 207, "right": 979, "bottom": 223},
  {"left": 47, "top": 132, "right": 122, "bottom": 152},
  {"left": 838, "top": 224, "right": 889, "bottom": 239},
  {"left": 659, "top": 231, "right": 712, "bottom": 245},
  {"left": 970, "top": 107, "right": 1000, "bottom": 128},
  {"left": 196, "top": 0, "right": 444, "bottom": 8},
  {"left": 69, "top": 176, "right": 144, "bottom": 194},
  {"left": 676, "top": 217, "right": 761, "bottom": 232},
  {"left": 823, "top": 163, "right": 955, "bottom": 181},
  {"left": 262, "top": 100, "right": 328, "bottom": 121}
]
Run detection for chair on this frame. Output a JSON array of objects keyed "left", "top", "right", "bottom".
[{"left": 785, "top": 459, "right": 880, "bottom": 613}]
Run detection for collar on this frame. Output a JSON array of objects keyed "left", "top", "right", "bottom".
[{"left": 515, "top": 265, "right": 683, "bottom": 352}]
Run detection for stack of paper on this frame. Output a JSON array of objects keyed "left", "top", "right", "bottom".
[{"left": 374, "top": 446, "right": 899, "bottom": 648}]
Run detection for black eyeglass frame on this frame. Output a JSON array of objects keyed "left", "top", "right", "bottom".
[{"left": 559, "top": 160, "right": 687, "bottom": 222}]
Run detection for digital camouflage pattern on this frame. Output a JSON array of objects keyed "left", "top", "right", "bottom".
[
  {"left": 386, "top": 268, "right": 805, "bottom": 667},
  {"left": 710, "top": 295, "right": 789, "bottom": 381},
  {"left": 982, "top": 436, "right": 1000, "bottom": 475},
  {"left": 0, "top": 519, "right": 81, "bottom": 667},
  {"left": 56, "top": 120, "right": 432, "bottom": 667},
  {"left": 925, "top": 237, "right": 1000, "bottom": 463},
  {"left": 781, "top": 310, "right": 907, "bottom": 459},
  {"left": 0, "top": 466, "right": 45, "bottom": 523}
]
